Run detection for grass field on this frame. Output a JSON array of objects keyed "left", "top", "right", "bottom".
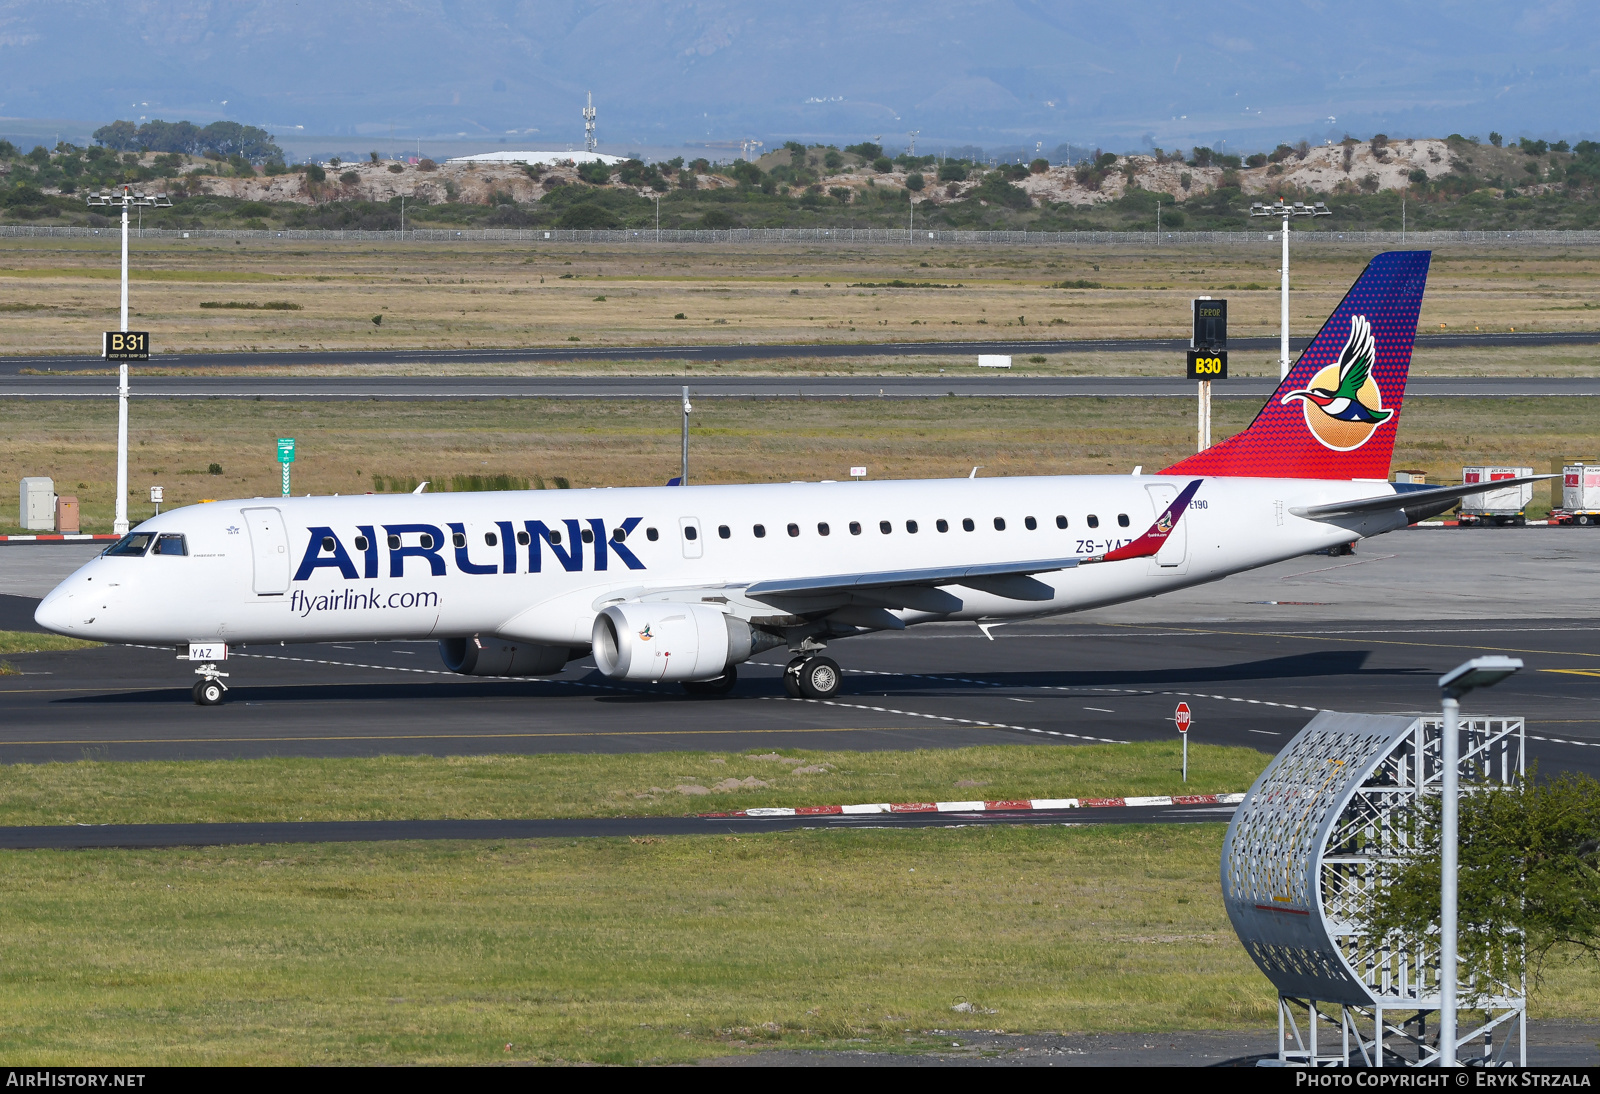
[
  {"left": 2, "top": 826, "right": 1592, "bottom": 1065},
  {"left": 0, "top": 392, "right": 1587, "bottom": 535},
  {"left": 0, "top": 743, "right": 1264, "bottom": 826},
  {"left": 1, "top": 239, "right": 1597, "bottom": 356}
]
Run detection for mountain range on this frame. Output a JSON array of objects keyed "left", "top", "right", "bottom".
[{"left": 1, "top": 1, "right": 1595, "bottom": 157}]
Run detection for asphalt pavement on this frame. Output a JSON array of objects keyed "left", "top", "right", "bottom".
[
  {"left": 3, "top": 529, "right": 1597, "bottom": 779},
  {"left": 6, "top": 373, "right": 1600, "bottom": 400},
  {"left": 3, "top": 328, "right": 1596, "bottom": 376}
]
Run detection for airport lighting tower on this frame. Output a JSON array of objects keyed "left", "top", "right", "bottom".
[
  {"left": 583, "top": 93, "right": 598, "bottom": 153},
  {"left": 1248, "top": 199, "right": 1330, "bottom": 380},
  {"left": 86, "top": 184, "right": 172, "bottom": 535}
]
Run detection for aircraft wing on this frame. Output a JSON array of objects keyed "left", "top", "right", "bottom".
[
  {"left": 745, "top": 557, "right": 1082, "bottom": 603},
  {"left": 1291, "top": 474, "right": 1555, "bottom": 524}
]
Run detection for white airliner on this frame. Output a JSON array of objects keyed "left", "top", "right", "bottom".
[{"left": 34, "top": 251, "right": 1541, "bottom": 705}]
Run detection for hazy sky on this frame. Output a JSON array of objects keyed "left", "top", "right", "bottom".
[{"left": 1, "top": 1, "right": 1593, "bottom": 156}]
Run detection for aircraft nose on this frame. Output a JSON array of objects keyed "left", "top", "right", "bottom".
[{"left": 34, "top": 585, "right": 81, "bottom": 635}]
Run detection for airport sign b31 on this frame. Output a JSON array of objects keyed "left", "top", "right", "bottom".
[{"left": 103, "top": 331, "right": 150, "bottom": 360}]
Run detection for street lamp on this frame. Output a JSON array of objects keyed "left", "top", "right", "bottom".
[
  {"left": 1436, "top": 655, "right": 1523, "bottom": 1066},
  {"left": 86, "top": 185, "right": 173, "bottom": 535},
  {"left": 1248, "top": 199, "right": 1330, "bottom": 380}
]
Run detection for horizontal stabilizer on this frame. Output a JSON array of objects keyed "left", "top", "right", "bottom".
[
  {"left": 1291, "top": 475, "right": 1555, "bottom": 524},
  {"left": 746, "top": 557, "right": 1080, "bottom": 601}
]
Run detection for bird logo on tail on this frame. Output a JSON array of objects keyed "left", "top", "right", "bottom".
[{"left": 1279, "top": 315, "right": 1392, "bottom": 451}]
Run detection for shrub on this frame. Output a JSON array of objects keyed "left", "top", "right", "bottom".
[
  {"left": 556, "top": 203, "right": 621, "bottom": 229},
  {"left": 1246, "top": 153, "right": 1268, "bottom": 168},
  {"left": 208, "top": 463, "right": 222, "bottom": 475},
  {"left": 304, "top": 163, "right": 326, "bottom": 182},
  {"left": 340, "top": 171, "right": 359, "bottom": 185},
  {"left": 1268, "top": 144, "right": 1295, "bottom": 163},
  {"left": 576, "top": 160, "right": 612, "bottom": 185},
  {"left": 938, "top": 162, "right": 968, "bottom": 182},
  {"left": 970, "top": 174, "right": 1031, "bottom": 208},
  {"left": 387, "top": 163, "right": 404, "bottom": 173},
  {"left": 872, "top": 156, "right": 893, "bottom": 173},
  {"left": 368, "top": 151, "right": 380, "bottom": 163},
  {"left": 828, "top": 186, "right": 852, "bottom": 203},
  {"left": 905, "top": 172, "right": 925, "bottom": 192},
  {"left": 234, "top": 201, "right": 272, "bottom": 218},
  {"left": 418, "top": 159, "right": 436, "bottom": 171},
  {"left": 701, "top": 209, "right": 735, "bottom": 229},
  {"left": 1029, "top": 158, "right": 1049, "bottom": 173},
  {"left": 845, "top": 142, "right": 882, "bottom": 160},
  {"left": 1408, "top": 167, "right": 1429, "bottom": 184},
  {"left": 1489, "top": 131, "right": 1503, "bottom": 147}
]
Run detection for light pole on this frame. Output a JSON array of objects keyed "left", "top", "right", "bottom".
[
  {"left": 86, "top": 185, "right": 172, "bottom": 535},
  {"left": 653, "top": 192, "right": 661, "bottom": 242},
  {"left": 680, "top": 387, "right": 692, "bottom": 486},
  {"left": 1436, "top": 655, "right": 1523, "bottom": 1066},
  {"left": 1248, "top": 199, "right": 1330, "bottom": 380}
]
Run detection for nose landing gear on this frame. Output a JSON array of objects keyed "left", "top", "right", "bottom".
[
  {"left": 192, "top": 663, "right": 229, "bottom": 706},
  {"left": 783, "top": 655, "right": 842, "bottom": 700}
]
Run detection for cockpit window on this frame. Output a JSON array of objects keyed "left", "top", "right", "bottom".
[
  {"left": 105, "top": 532, "right": 154, "bottom": 557},
  {"left": 154, "top": 533, "right": 188, "bottom": 556}
]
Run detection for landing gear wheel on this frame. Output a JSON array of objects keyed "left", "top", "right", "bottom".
[
  {"left": 682, "top": 665, "right": 737, "bottom": 696},
  {"left": 193, "top": 679, "right": 225, "bottom": 706},
  {"left": 796, "top": 656, "right": 842, "bottom": 700},
  {"left": 782, "top": 656, "right": 806, "bottom": 698}
]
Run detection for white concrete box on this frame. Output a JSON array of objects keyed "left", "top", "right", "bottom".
[{"left": 20, "top": 477, "right": 55, "bottom": 530}]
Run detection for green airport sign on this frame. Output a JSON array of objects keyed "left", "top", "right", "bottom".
[{"left": 277, "top": 438, "right": 296, "bottom": 464}]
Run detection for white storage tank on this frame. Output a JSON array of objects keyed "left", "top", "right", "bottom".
[{"left": 19, "top": 477, "right": 55, "bottom": 531}]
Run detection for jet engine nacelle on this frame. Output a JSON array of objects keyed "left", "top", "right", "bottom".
[
  {"left": 591, "top": 601, "right": 780, "bottom": 682},
  {"left": 438, "top": 636, "right": 577, "bottom": 677}
]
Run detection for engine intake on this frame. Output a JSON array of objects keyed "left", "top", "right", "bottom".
[
  {"left": 592, "top": 602, "right": 780, "bottom": 682},
  {"left": 439, "top": 636, "right": 577, "bottom": 677}
]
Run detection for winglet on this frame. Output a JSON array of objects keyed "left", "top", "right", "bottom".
[{"left": 1086, "top": 479, "right": 1201, "bottom": 564}]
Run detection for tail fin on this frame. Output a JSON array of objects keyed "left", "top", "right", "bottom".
[{"left": 1162, "top": 250, "right": 1431, "bottom": 480}]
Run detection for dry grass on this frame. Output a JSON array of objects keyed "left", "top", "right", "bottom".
[
  {"left": 0, "top": 393, "right": 1587, "bottom": 534},
  {"left": 1, "top": 239, "right": 1597, "bottom": 356}
]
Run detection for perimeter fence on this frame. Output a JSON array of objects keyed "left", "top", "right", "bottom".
[{"left": 4, "top": 225, "right": 1600, "bottom": 247}]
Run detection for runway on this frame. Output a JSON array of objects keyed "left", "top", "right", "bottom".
[
  {"left": 0, "top": 803, "right": 1240, "bottom": 850},
  {"left": 5, "top": 373, "right": 1600, "bottom": 400},
  {"left": 2, "top": 328, "right": 1595, "bottom": 376},
  {"left": 4, "top": 529, "right": 1599, "bottom": 780}
]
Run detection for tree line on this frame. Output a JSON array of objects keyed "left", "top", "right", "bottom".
[{"left": 91, "top": 119, "right": 283, "bottom": 163}]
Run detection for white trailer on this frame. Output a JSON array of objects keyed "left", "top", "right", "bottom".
[
  {"left": 1549, "top": 461, "right": 1600, "bottom": 526},
  {"left": 1458, "top": 465, "right": 1535, "bottom": 526}
]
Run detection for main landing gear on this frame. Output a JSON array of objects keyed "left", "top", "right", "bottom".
[
  {"left": 783, "top": 655, "right": 842, "bottom": 700},
  {"left": 192, "top": 663, "right": 229, "bottom": 706}
]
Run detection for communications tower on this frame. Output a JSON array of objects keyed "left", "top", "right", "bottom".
[{"left": 583, "top": 92, "right": 597, "bottom": 153}]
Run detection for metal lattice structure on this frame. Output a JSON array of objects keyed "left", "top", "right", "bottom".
[{"left": 1222, "top": 711, "right": 1526, "bottom": 1066}]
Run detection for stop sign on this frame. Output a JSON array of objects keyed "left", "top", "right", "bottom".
[{"left": 1175, "top": 702, "right": 1192, "bottom": 733}]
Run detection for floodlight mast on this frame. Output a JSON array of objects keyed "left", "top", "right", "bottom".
[
  {"left": 1248, "top": 200, "right": 1330, "bottom": 380},
  {"left": 1436, "top": 656, "right": 1523, "bottom": 1066},
  {"left": 85, "top": 184, "right": 172, "bottom": 535}
]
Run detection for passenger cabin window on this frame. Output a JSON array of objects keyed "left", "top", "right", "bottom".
[
  {"left": 1117, "top": 514, "right": 1130, "bottom": 528},
  {"left": 1024, "top": 516, "right": 1037, "bottom": 530},
  {"left": 906, "top": 520, "right": 918, "bottom": 534},
  {"left": 993, "top": 517, "right": 1006, "bottom": 531},
  {"left": 105, "top": 532, "right": 154, "bottom": 556},
  {"left": 753, "top": 524, "right": 766, "bottom": 538},
  {"left": 323, "top": 536, "right": 338, "bottom": 552},
  {"left": 451, "top": 532, "right": 466, "bottom": 548},
  {"left": 644, "top": 527, "right": 658, "bottom": 542},
  {"left": 154, "top": 533, "right": 188, "bottom": 556},
  {"left": 387, "top": 534, "right": 402, "bottom": 550},
  {"left": 612, "top": 528, "right": 628, "bottom": 543},
  {"left": 817, "top": 522, "right": 830, "bottom": 536},
  {"left": 1055, "top": 516, "right": 1068, "bottom": 530},
  {"left": 419, "top": 533, "right": 435, "bottom": 549},
  {"left": 683, "top": 525, "right": 698, "bottom": 541},
  {"left": 787, "top": 523, "right": 800, "bottom": 538},
  {"left": 1086, "top": 515, "right": 1100, "bottom": 529},
  {"left": 484, "top": 531, "right": 498, "bottom": 547},
  {"left": 354, "top": 535, "right": 370, "bottom": 551},
  {"left": 879, "top": 520, "right": 892, "bottom": 534},
  {"left": 547, "top": 530, "right": 561, "bottom": 545},
  {"left": 962, "top": 518, "right": 975, "bottom": 532},
  {"left": 581, "top": 527, "right": 594, "bottom": 543},
  {"left": 849, "top": 522, "right": 862, "bottom": 535},
  {"left": 936, "top": 519, "right": 949, "bottom": 533},
  {"left": 518, "top": 530, "right": 533, "bottom": 546},
  {"left": 718, "top": 525, "right": 730, "bottom": 539}
]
